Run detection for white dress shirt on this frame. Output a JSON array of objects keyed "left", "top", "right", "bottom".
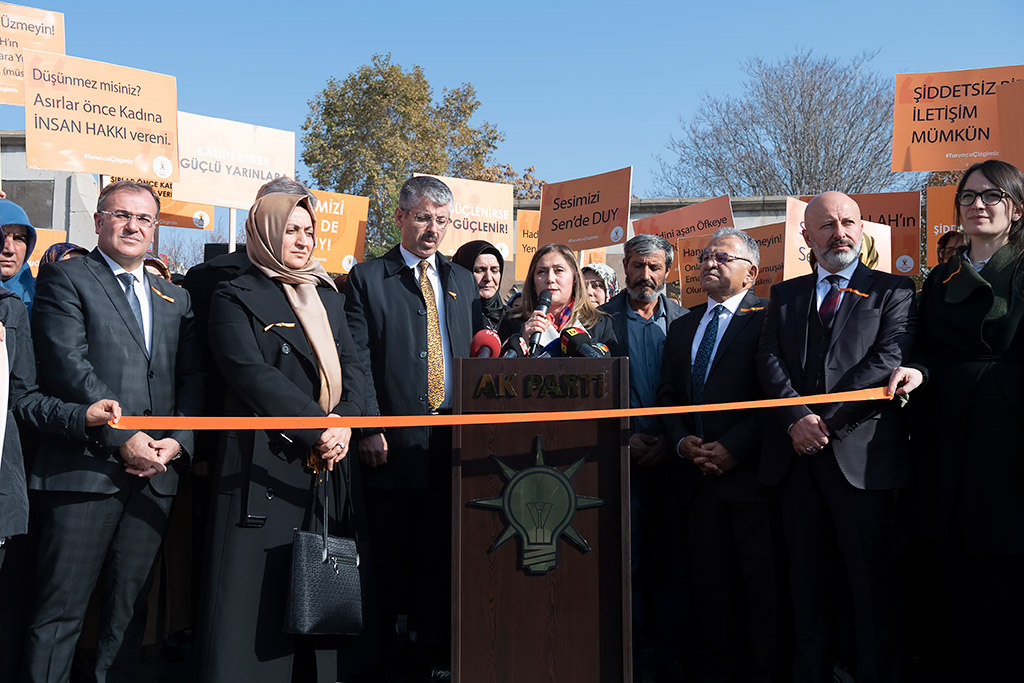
[
  {"left": 98, "top": 250, "right": 152, "bottom": 354},
  {"left": 814, "top": 260, "right": 860, "bottom": 313}
]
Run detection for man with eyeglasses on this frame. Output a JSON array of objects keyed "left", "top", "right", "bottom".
[
  {"left": 344, "top": 175, "right": 482, "bottom": 682},
  {"left": 24, "top": 180, "right": 202, "bottom": 683},
  {"left": 657, "top": 227, "right": 786, "bottom": 682},
  {"left": 757, "top": 191, "right": 915, "bottom": 683},
  {"left": 0, "top": 198, "right": 39, "bottom": 315},
  {"left": 598, "top": 233, "right": 688, "bottom": 682}
]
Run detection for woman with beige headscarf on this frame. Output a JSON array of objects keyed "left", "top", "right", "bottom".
[{"left": 195, "top": 192, "right": 370, "bottom": 682}]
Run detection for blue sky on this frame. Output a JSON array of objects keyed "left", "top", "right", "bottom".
[{"left": 2, "top": 0, "right": 1021, "bottom": 199}]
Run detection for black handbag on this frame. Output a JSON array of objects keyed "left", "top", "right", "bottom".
[{"left": 283, "top": 465, "right": 363, "bottom": 635}]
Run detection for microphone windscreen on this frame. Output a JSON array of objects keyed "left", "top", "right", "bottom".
[
  {"left": 470, "top": 329, "right": 501, "bottom": 358},
  {"left": 560, "top": 326, "right": 594, "bottom": 356},
  {"left": 500, "top": 334, "right": 527, "bottom": 358}
]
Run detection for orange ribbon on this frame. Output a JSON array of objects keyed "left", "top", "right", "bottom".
[{"left": 110, "top": 386, "right": 892, "bottom": 431}]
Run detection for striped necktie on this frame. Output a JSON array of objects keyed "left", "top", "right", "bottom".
[
  {"left": 418, "top": 260, "right": 444, "bottom": 410},
  {"left": 818, "top": 275, "right": 841, "bottom": 328}
]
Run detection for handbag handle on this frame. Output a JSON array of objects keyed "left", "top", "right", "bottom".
[{"left": 318, "top": 462, "right": 358, "bottom": 564}]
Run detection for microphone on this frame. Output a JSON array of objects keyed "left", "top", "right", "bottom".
[
  {"left": 527, "top": 290, "right": 552, "bottom": 356},
  {"left": 470, "top": 329, "right": 501, "bottom": 358},
  {"left": 560, "top": 326, "right": 610, "bottom": 358},
  {"left": 500, "top": 334, "right": 528, "bottom": 358}
]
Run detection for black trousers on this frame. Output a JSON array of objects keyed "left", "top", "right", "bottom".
[
  {"left": 689, "top": 477, "right": 787, "bottom": 683},
  {"left": 781, "top": 449, "right": 902, "bottom": 683},
  {"left": 23, "top": 483, "right": 172, "bottom": 683},
  {"left": 362, "top": 427, "right": 453, "bottom": 679}
]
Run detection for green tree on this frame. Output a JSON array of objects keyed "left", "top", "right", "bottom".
[
  {"left": 302, "top": 54, "right": 504, "bottom": 257},
  {"left": 477, "top": 164, "right": 546, "bottom": 200}
]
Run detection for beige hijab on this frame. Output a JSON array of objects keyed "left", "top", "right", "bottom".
[{"left": 246, "top": 193, "right": 341, "bottom": 413}]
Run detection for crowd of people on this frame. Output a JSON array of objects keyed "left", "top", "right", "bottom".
[{"left": 0, "top": 162, "right": 1021, "bottom": 683}]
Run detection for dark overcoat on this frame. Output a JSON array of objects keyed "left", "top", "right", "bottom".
[
  {"left": 911, "top": 244, "right": 1024, "bottom": 554},
  {"left": 195, "top": 269, "right": 370, "bottom": 683}
]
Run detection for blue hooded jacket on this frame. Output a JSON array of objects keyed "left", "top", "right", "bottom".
[{"left": 0, "top": 199, "right": 38, "bottom": 316}]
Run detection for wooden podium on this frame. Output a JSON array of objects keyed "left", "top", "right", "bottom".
[{"left": 452, "top": 357, "right": 631, "bottom": 683}]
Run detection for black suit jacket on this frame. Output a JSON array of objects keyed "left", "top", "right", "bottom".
[
  {"left": 28, "top": 249, "right": 203, "bottom": 496},
  {"left": 756, "top": 262, "right": 915, "bottom": 490},
  {"left": 344, "top": 245, "right": 482, "bottom": 490},
  {"left": 658, "top": 290, "right": 774, "bottom": 502}
]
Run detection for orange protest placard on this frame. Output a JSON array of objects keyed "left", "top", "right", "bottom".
[
  {"left": 309, "top": 189, "right": 368, "bottom": 274},
  {"left": 28, "top": 227, "right": 67, "bottom": 276},
  {"left": 801, "top": 192, "right": 921, "bottom": 275},
  {"left": 674, "top": 223, "right": 786, "bottom": 308},
  {"left": 925, "top": 186, "right": 961, "bottom": 268},
  {"left": 23, "top": 50, "right": 178, "bottom": 182},
  {"left": 538, "top": 167, "right": 631, "bottom": 250},
  {"left": 24, "top": 52, "right": 177, "bottom": 179},
  {"left": 173, "top": 111, "right": 295, "bottom": 209},
  {"left": 0, "top": 3, "right": 64, "bottom": 106},
  {"left": 104, "top": 175, "right": 173, "bottom": 200},
  {"left": 101, "top": 175, "right": 211, "bottom": 229},
  {"left": 415, "top": 174, "right": 513, "bottom": 261},
  {"left": 634, "top": 195, "right": 734, "bottom": 282},
  {"left": 158, "top": 199, "right": 213, "bottom": 230},
  {"left": 580, "top": 248, "right": 606, "bottom": 266},
  {"left": 997, "top": 79, "right": 1024, "bottom": 172},
  {"left": 892, "top": 65, "right": 1024, "bottom": 172},
  {"left": 515, "top": 210, "right": 539, "bottom": 281}
]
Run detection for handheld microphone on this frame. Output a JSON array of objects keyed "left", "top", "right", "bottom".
[
  {"left": 470, "top": 329, "right": 501, "bottom": 358},
  {"left": 527, "top": 290, "right": 553, "bottom": 356},
  {"left": 500, "top": 334, "right": 528, "bottom": 358},
  {"left": 560, "top": 326, "right": 610, "bottom": 358}
]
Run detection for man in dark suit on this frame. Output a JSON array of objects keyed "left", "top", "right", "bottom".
[
  {"left": 24, "top": 180, "right": 202, "bottom": 683},
  {"left": 344, "top": 176, "right": 482, "bottom": 682},
  {"left": 600, "top": 234, "right": 688, "bottom": 681},
  {"left": 757, "top": 192, "right": 915, "bottom": 683},
  {"left": 659, "top": 228, "right": 786, "bottom": 683}
]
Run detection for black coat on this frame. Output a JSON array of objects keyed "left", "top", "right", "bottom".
[
  {"left": 29, "top": 250, "right": 202, "bottom": 495},
  {"left": 756, "top": 262, "right": 916, "bottom": 490},
  {"left": 910, "top": 245, "right": 1024, "bottom": 554},
  {"left": 658, "top": 290, "right": 776, "bottom": 502},
  {"left": 343, "top": 246, "right": 483, "bottom": 490},
  {"left": 0, "top": 293, "right": 99, "bottom": 539},
  {"left": 196, "top": 269, "right": 369, "bottom": 682}
]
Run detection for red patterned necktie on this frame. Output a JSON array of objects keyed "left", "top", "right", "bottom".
[{"left": 818, "top": 275, "right": 841, "bottom": 327}]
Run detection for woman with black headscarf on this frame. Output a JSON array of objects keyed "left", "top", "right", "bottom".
[
  {"left": 453, "top": 239, "right": 506, "bottom": 329},
  {"left": 196, "top": 192, "right": 370, "bottom": 682}
]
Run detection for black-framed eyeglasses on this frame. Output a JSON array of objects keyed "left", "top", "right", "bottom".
[
  {"left": 956, "top": 189, "right": 1009, "bottom": 207},
  {"left": 405, "top": 210, "right": 450, "bottom": 228},
  {"left": 698, "top": 251, "right": 753, "bottom": 266},
  {"left": 98, "top": 210, "right": 157, "bottom": 229}
]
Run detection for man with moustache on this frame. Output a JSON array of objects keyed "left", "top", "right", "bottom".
[
  {"left": 659, "top": 228, "right": 786, "bottom": 683},
  {"left": 757, "top": 192, "right": 915, "bottom": 683},
  {"left": 344, "top": 176, "right": 482, "bottom": 682},
  {"left": 601, "top": 234, "right": 688, "bottom": 681}
]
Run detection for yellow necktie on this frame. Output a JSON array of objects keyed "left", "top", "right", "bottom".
[{"left": 418, "top": 260, "right": 444, "bottom": 410}]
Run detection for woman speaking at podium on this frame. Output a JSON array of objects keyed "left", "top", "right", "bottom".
[{"left": 499, "top": 242, "right": 616, "bottom": 355}]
